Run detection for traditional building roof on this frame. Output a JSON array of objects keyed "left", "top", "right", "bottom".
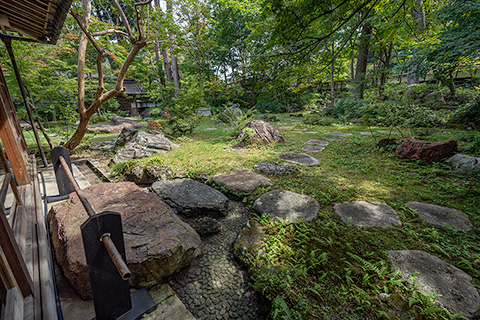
[
  {"left": 123, "top": 79, "right": 144, "bottom": 95},
  {"left": 0, "top": 0, "right": 73, "bottom": 44}
]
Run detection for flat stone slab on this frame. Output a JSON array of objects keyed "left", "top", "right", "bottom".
[
  {"left": 306, "top": 131, "right": 318, "bottom": 134},
  {"left": 406, "top": 201, "right": 472, "bottom": 231},
  {"left": 279, "top": 153, "right": 319, "bottom": 165},
  {"left": 389, "top": 250, "right": 480, "bottom": 317},
  {"left": 302, "top": 145, "right": 325, "bottom": 152},
  {"left": 325, "top": 132, "right": 353, "bottom": 136},
  {"left": 152, "top": 178, "right": 229, "bottom": 217},
  {"left": 306, "top": 139, "right": 329, "bottom": 146},
  {"left": 149, "top": 284, "right": 196, "bottom": 319},
  {"left": 205, "top": 127, "right": 217, "bottom": 130},
  {"left": 253, "top": 161, "right": 298, "bottom": 176},
  {"left": 212, "top": 169, "right": 272, "bottom": 194},
  {"left": 378, "top": 130, "right": 399, "bottom": 135},
  {"left": 324, "top": 136, "right": 345, "bottom": 141},
  {"left": 293, "top": 128, "right": 307, "bottom": 131},
  {"left": 253, "top": 190, "right": 319, "bottom": 223},
  {"left": 334, "top": 201, "right": 402, "bottom": 228},
  {"left": 360, "top": 132, "right": 372, "bottom": 135}
]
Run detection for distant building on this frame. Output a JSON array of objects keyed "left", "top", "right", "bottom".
[{"left": 116, "top": 79, "right": 157, "bottom": 116}]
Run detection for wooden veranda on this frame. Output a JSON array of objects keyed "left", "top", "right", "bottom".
[{"left": 0, "top": 1, "right": 73, "bottom": 319}]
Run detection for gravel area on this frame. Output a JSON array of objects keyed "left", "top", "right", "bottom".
[{"left": 169, "top": 201, "right": 263, "bottom": 320}]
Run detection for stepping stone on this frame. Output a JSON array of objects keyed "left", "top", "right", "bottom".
[
  {"left": 324, "top": 136, "right": 345, "bottom": 141},
  {"left": 388, "top": 250, "right": 480, "bottom": 316},
  {"left": 152, "top": 178, "right": 228, "bottom": 217},
  {"left": 378, "top": 130, "right": 399, "bottom": 135},
  {"left": 253, "top": 190, "right": 319, "bottom": 223},
  {"left": 334, "top": 201, "right": 402, "bottom": 228},
  {"left": 279, "top": 126, "right": 291, "bottom": 129},
  {"left": 306, "top": 131, "right": 318, "bottom": 134},
  {"left": 306, "top": 139, "right": 329, "bottom": 146},
  {"left": 302, "top": 145, "right": 325, "bottom": 152},
  {"left": 448, "top": 154, "right": 480, "bottom": 173},
  {"left": 253, "top": 161, "right": 297, "bottom": 176},
  {"left": 406, "top": 201, "right": 472, "bottom": 231},
  {"left": 360, "top": 132, "right": 372, "bottom": 135},
  {"left": 279, "top": 153, "right": 319, "bottom": 165},
  {"left": 212, "top": 169, "right": 272, "bottom": 194},
  {"left": 205, "top": 127, "right": 217, "bottom": 130},
  {"left": 325, "top": 132, "right": 353, "bottom": 136},
  {"left": 293, "top": 128, "right": 307, "bottom": 131}
]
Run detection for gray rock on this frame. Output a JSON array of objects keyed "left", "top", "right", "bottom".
[
  {"left": 324, "top": 136, "right": 345, "bottom": 141},
  {"left": 152, "top": 178, "right": 228, "bottom": 217},
  {"left": 360, "top": 132, "right": 372, "bottom": 135},
  {"left": 406, "top": 201, "right": 472, "bottom": 231},
  {"left": 325, "top": 132, "right": 353, "bottom": 136},
  {"left": 253, "top": 161, "right": 297, "bottom": 176},
  {"left": 447, "top": 154, "right": 480, "bottom": 173},
  {"left": 279, "top": 153, "right": 319, "bottom": 165},
  {"left": 195, "top": 217, "right": 221, "bottom": 236},
  {"left": 334, "top": 201, "right": 402, "bottom": 228},
  {"left": 306, "top": 139, "right": 329, "bottom": 146},
  {"left": 125, "top": 164, "right": 172, "bottom": 184},
  {"left": 88, "top": 139, "right": 116, "bottom": 152},
  {"left": 212, "top": 169, "right": 272, "bottom": 194},
  {"left": 88, "top": 116, "right": 145, "bottom": 133},
  {"left": 253, "top": 190, "right": 319, "bottom": 223},
  {"left": 389, "top": 250, "right": 480, "bottom": 317},
  {"left": 195, "top": 108, "right": 212, "bottom": 117},
  {"left": 148, "top": 284, "right": 196, "bottom": 320},
  {"left": 234, "top": 220, "right": 265, "bottom": 261},
  {"left": 302, "top": 145, "right": 325, "bottom": 152},
  {"left": 112, "top": 130, "right": 179, "bottom": 164},
  {"left": 236, "top": 120, "right": 283, "bottom": 146}
]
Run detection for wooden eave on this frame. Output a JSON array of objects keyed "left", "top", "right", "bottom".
[{"left": 0, "top": 0, "right": 73, "bottom": 44}]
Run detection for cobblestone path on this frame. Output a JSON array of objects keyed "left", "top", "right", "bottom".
[{"left": 169, "top": 201, "right": 262, "bottom": 320}]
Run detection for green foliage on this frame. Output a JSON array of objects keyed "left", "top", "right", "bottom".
[
  {"left": 111, "top": 160, "right": 138, "bottom": 177},
  {"left": 215, "top": 105, "right": 256, "bottom": 136},
  {"left": 255, "top": 100, "right": 290, "bottom": 113},
  {"left": 326, "top": 95, "right": 369, "bottom": 121},
  {"left": 171, "top": 75, "right": 210, "bottom": 119},
  {"left": 303, "top": 114, "right": 335, "bottom": 126},
  {"left": 451, "top": 95, "right": 480, "bottom": 129}
]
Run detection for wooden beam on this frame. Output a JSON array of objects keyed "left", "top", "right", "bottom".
[
  {"left": 5, "top": 287, "right": 24, "bottom": 320},
  {"left": 0, "top": 64, "right": 30, "bottom": 185},
  {"left": 0, "top": 201, "right": 33, "bottom": 298}
]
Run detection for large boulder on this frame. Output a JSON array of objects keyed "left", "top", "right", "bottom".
[
  {"left": 236, "top": 120, "right": 283, "bottom": 146},
  {"left": 87, "top": 116, "right": 145, "bottom": 133},
  {"left": 396, "top": 137, "right": 457, "bottom": 164},
  {"left": 389, "top": 250, "right": 480, "bottom": 317},
  {"left": 47, "top": 182, "right": 201, "bottom": 300},
  {"left": 212, "top": 169, "right": 272, "bottom": 195},
  {"left": 152, "top": 178, "right": 229, "bottom": 217},
  {"left": 112, "top": 130, "right": 179, "bottom": 164},
  {"left": 253, "top": 190, "right": 319, "bottom": 223}
]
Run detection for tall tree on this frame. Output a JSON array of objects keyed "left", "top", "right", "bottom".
[
  {"left": 407, "top": 0, "right": 426, "bottom": 85},
  {"left": 64, "top": 0, "right": 150, "bottom": 150},
  {"left": 353, "top": 23, "right": 372, "bottom": 99}
]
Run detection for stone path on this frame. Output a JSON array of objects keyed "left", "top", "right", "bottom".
[
  {"left": 306, "top": 139, "right": 329, "bottom": 146},
  {"left": 302, "top": 145, "right": 325, "bottom": 152},
  {"left": 406, "top": 201, "right": 472, "bottom": 231},
  {"left": 169, "top": 201, "right": 262, "bottom": 320},
  {"left": 334, "top": 201, "right": 402, "bottom": 228},
  {"left": 279, "top": 152, "right": 319, "bottom": 165}
]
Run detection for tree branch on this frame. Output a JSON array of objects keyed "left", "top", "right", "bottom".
[
  {"left": 71, "top": 10, "right": 105, "bottom": 100},
  {"left": 135, "top": 0, "right": 153, "bottom": 41},
  {"left": 113, "top": 0, "right": 134, "bottom": 40},
  {"left": 92, "top": 28, "right": 129, "bottom": 37}
]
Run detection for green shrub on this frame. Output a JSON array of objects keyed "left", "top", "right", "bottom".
[
  {"left": 327, "top": 95, "right": 369, "bottom": 121},
  {"left": 451, "top": 94, "right": 480, "bottom": 129},
  {"left": 255, "top": 100, "right": 291, "bottom": 113},
  {"left": 303, "top": 114, "right": 335, "bottom": 126}
]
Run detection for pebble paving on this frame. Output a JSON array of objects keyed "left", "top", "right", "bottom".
[{"left": 169, "top": 201, "right": 262, "bottom": 320}]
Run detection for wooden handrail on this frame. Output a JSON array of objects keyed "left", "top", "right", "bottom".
[{"left": 0, "top": 146, "right": 22, "bottom": 206}]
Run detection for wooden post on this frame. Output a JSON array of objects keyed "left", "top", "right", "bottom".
[
  {"left": 0, "top": 64, "right": 30, "bottom": 185},
  {"left": 3, "top": 37, "right": 48, "bottom": 168}
]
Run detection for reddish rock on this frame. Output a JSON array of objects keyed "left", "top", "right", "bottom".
[
  {"left": 48, "top": 182, "right": 201, "bottom": 300},
  {"left": 396, "top": 137, "right": 457, "bottom": 164}
]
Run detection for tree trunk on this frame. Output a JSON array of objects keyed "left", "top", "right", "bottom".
[
  {"left": 330, "top": 42, "right": 335, "bottom": 106},
  {"left": 167, "top": 0, "right": 180, "bottom": 98},
  {"left": 407, "top": 0, "right": 425, "bottom": 86},
  {"left": 353, "top": 24, "right": 372, "bottom": 99},
  {"left": 379, "top": 42, "right": 393, "bottom": 101},
  {"left": 350, "top": 49, "right": 355, "bottom": 81},
  {"left": 154, "top": 45, "right": 166, "bottom": 86},
  {"left": 162, "top": 48, "right": 173, "bottom": 84}
]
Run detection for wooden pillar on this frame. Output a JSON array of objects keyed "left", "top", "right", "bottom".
[{"left": 0, "top": 64, "right": 30, "bottom": 185}]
